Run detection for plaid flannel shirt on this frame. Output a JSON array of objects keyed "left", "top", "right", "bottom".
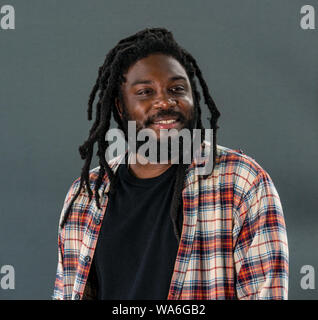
[{"left": 53, "top": 143, "right": 288, "bottom": 300}]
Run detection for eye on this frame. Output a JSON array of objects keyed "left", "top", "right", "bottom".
[
  {"left": 136, "top": 88, "right": 153, "bottom": 95},
  {"left": 170, "top": 85, "right": 185, "bottom": 93}
]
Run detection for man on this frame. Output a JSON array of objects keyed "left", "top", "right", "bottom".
[{"left": 53, "top": 28, "right": 288, "bottom": 300}]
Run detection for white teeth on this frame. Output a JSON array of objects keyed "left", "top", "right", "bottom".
[{"left": 155, "top": 119, "right": 177, "bottom": 124}]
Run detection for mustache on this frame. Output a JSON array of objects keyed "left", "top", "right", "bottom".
[{"left": 144, "top": 109, "right": 186, "bottom": 127}]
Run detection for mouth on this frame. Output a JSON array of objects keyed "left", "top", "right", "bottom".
[{"left": 151, "top": 117, "right": 180, "bottom": 130}]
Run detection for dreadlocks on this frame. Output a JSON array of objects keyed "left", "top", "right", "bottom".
[{"left": 60, "top": 28, "right": 220, "bottom": 242}]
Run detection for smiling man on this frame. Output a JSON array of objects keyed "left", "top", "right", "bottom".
[
  {"left": 53, "top": 28, "right": 289, "bottom": 300},
  {"left": 117, "top": 53, "right": 196, "bottom": 177}
]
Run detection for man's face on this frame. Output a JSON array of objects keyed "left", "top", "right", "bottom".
[{"left": 116, "top": 53, "right": 195, "bottom": 138}]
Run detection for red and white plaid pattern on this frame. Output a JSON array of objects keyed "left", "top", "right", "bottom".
[{"left": 53, "top": 143, "right": 288, "bottom": 300}]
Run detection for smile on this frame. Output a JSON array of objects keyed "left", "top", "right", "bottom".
[
  {"left": 154, "top": 119, "right": 178, "bottom": 124},
  {"left": 151, "top": 118, "right": 180, "bottom": 130}
]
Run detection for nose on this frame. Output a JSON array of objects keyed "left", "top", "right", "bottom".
[{"left": 152, "top": 97, "right": 177, "bottom": 110}]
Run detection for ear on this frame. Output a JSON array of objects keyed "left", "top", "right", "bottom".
[{"left": 115, "top": 97, "right": 123, "bottom": 120}]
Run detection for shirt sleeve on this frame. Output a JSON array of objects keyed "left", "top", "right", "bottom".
[
  {"left": 233, "top": 170, "right": 289, "bottom": 300},
  {"left": 52, "top": 225, "right": 65, "bottom": 300},
  {"left": 52, "top": 180, "right": 79, "bottom": 300}
]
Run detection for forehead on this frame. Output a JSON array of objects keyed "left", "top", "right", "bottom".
[{"left": 123, "top": 54, "right": 189, "bottom": 85}]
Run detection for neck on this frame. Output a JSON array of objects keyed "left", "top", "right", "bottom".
[{"left": 128, "top": 153, "right": 173, "bottom": 179}]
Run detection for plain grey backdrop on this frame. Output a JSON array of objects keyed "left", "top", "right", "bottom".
[{"left": 0, "top": 0, "right": 317, "bottom": 299}]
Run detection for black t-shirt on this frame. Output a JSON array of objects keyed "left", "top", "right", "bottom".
[{"left": 93, "top": 161, "right": 183, "bottom": 300}]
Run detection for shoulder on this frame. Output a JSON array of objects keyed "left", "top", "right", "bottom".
[
  {"left": 66, "top": 153, "right": 124, "bottom": 198},
  {"left": 216, "top": 144, "right": 265, "bottom": 177},
  {"left": 58, "top": 154, "right": 125, "bottom": 227},
  {"left": 201, "top": 142, "right": 274, "bottom": 191},
  {"left": 215, "top": 145, "right": 279, "bottom": 201}
]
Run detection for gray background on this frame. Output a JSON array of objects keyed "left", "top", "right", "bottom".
[{"left": 0, "top": 0, "right": 317, "bottom": 299}]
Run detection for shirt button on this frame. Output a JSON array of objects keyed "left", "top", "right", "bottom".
[
  {"left": 94, "top": 218, "right": 101, "bottom": 225},
  {"left": 84, "top": 256, "right": 91, "bottom": 263},
  {"left": 74, "top": 293, "right": 80, "bottom": 300}
]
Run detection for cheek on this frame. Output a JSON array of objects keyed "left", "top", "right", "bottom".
[
  {"left": 128, "top": 104, "right": 147, "bottom": 119},
  {"left": 124, "top": 100, "right": 149, "bottom": 125},
  {"left": 181, "top": 96, "right": 195, "bottom": 116}
]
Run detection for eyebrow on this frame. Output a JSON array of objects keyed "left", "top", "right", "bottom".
[{"left": 130, "top": 75, "right": 187, "bottom": 87}]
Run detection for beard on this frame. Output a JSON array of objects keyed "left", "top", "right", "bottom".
[{"left": 120, "top": 105, "right": 197, "bottom": 165}]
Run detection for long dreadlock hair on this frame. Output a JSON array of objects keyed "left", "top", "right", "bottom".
[{"left": 60, "top": 28, "right": 220, "bottom": 242}]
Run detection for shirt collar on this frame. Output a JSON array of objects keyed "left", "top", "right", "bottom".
[{"left": 101, "top": 140, "right": 212, "bottom": 194}]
